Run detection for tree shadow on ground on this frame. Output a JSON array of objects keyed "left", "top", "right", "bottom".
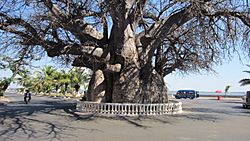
[
  {"left": 118, "top": 116, "right": 149, "bottom": 128},
  {"left": 94, "top": 112, "right": 220, "bottom": 128},
  {"left": 0, "top": 100, "right": 102, "bottom": 141}
]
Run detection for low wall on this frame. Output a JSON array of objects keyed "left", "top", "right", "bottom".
[{"left": 76, "top": 101, "right": 182, "bottom": 116}]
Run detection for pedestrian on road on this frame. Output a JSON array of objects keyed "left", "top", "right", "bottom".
[{"left": 24, "top": 90, "right": 31, "bottom": 104}]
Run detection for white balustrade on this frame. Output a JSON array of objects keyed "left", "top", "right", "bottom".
[{"left": 77, "top": 101, "right": 182, "bottom": 116}]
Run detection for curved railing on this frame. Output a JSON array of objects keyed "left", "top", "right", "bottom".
[{"left": 76, "top": 101, "right": 182, "bottom": 116}]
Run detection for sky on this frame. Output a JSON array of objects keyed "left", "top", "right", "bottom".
[{"left": 165, "top": 55, "right": 250, "bottom": 92}]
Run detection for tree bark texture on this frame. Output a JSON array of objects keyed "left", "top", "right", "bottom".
[{"left": 86, "top": 0, "right": 169, "bottom": 103}]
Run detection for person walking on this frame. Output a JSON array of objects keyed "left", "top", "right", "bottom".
[{"left": 24, "top": 90, "right": 31, "bottom": 104}]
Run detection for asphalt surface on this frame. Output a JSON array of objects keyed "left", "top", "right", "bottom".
[{"left": 0, "top": 93, "right": 250, "bottom": 141}]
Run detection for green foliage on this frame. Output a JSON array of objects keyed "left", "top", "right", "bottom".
[
  {"left": 0, "top": 77, "right": 11, "bottom": 85},
  {"left": 69, "top": 68, "right": 91, "bottom": 92},
  {"left": 239, "top": 79, "right": 250, "bottom": 86},
  {"left": 16, "top": 66, "right": 91, "bottom": 97},
  {"left": 224, "top": 85, "right": 231, "bottom": 97},
  {"left": 0, "top": 77, "right": 11, "bottom": 91},
  {"left": 0, "top": 92, "right": 4, "bottom": 97},
  {"left": 0, "top": 54, "right": 33, "bottom": 91},
  {"left": 15, "top": 68, "right": 33, "bottom": 91},
  {"left": 225, "top": 85, "right": 231, "bottom": 93},
  {"left": 239, "top": 65, "right": 250, "bottom": 86}
]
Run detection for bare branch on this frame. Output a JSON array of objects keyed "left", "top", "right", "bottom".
[
  {"left": 44, "top": 43, "right": 108, "bottom": 59},
  {"left": 43, "top": 0, "right": 106, "bottom": 46}
]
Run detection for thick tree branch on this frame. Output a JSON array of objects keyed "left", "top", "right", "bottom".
[
  {"left": 72, "top": 56, "right": 93, "bottom": 69},
  {"left": 72, "top": 56, "right": 121, "bottom": 73},
  {"left": 204, "top": 10, "right": 250, "bottom": 27},
  {"left": 0, "top": 12, "right": 41, "bottom": 41},
  {"left": 152, "top": 8, "right": 192, "bottom": 46},
  {"left": 43, "top": 0, "right": 106, "bottom": 46},
  {"left": 136, "top": 6, "right": 193, "bottom": 72},
  {"left": 105, "top": 64, "right": 121, "bottom": 72},
  {"left": 44, "top": 43, "right": 108, "bottom": 59},
  {"left": 0, "top": 11, "right": 109, "bottom": 64}
]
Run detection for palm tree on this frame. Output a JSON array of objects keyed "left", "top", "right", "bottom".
[
  {"left": 30, "top": 72, "right": 45, "bottom": 95},
  {"left": 14, "top": 65, "right": 91, "bottom": 97},
  {"left": 26, "top": 66, "right": 61, "bottom": 95},
  {"left": 16, "top": 68, "right": 33, "bottom": 91},
  {"left": 224, "top": 85, "right": 231, "bottom": 97},
  {"left": 239, "top": 65, "right": 250, "bottom": 86},
  {"left": 58, "top": 70, "right": 71, "bottom": 96},
  {"left": 38, "top": 66, "right": 57, "bottom": 94},
  {"left": 0, "top": 77, "right": 11, "bottom": 94},
  {"left": 69, "top": 67, "right": 91, "bottom": 96},
  {"left": 0, "top": 55, "right": 27, "bottom": 91},
  {"left": 51, "top": 71, "right": 62, "bottom": 93}
]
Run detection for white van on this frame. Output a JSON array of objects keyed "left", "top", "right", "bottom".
[{"left": 242, "top": 91, "right": 250, "bottom": 109}]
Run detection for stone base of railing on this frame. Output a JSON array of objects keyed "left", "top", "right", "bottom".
[{"left": 76, "top": 101, "right": 182, "bottom": 116}]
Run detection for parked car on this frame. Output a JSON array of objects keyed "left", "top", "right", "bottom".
[
  {"left": 175, "top": 90, "right": 199, "bottom": 99},
  {"left": 242, "top": 91, "right": 250, "bottom": 109}
]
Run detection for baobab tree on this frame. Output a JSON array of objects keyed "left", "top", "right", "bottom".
[{"left": 0, "top": 0, "right": 249, "bottom": 103}]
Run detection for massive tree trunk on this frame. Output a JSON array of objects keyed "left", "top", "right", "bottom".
[
  {"left": 110, "top": 21, "right": 168, "bottom": 103},
  {"left": 85, "top": 0, "right": 169, "bottom": 103},
  {"left": 87, "top": 70, "right": 106, "bottom": 102}
]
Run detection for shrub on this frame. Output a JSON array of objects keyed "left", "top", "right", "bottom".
[{"left": 0, "top": 92, "right": 4, "bottom": 97}]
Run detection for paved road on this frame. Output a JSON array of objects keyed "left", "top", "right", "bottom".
[
  {"left": 1, "top": 92, "right": 77, "bottom": 109},
  {"left": 0, "top": 92, "right": 78, "bottom": 141},
  {"left": 0, "top": 93, "right": 250, "bottom": 141}
]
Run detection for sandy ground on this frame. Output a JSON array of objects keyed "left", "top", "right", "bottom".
[{"left": 1, "top": 94, "right": 250, "bottom": 141}]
